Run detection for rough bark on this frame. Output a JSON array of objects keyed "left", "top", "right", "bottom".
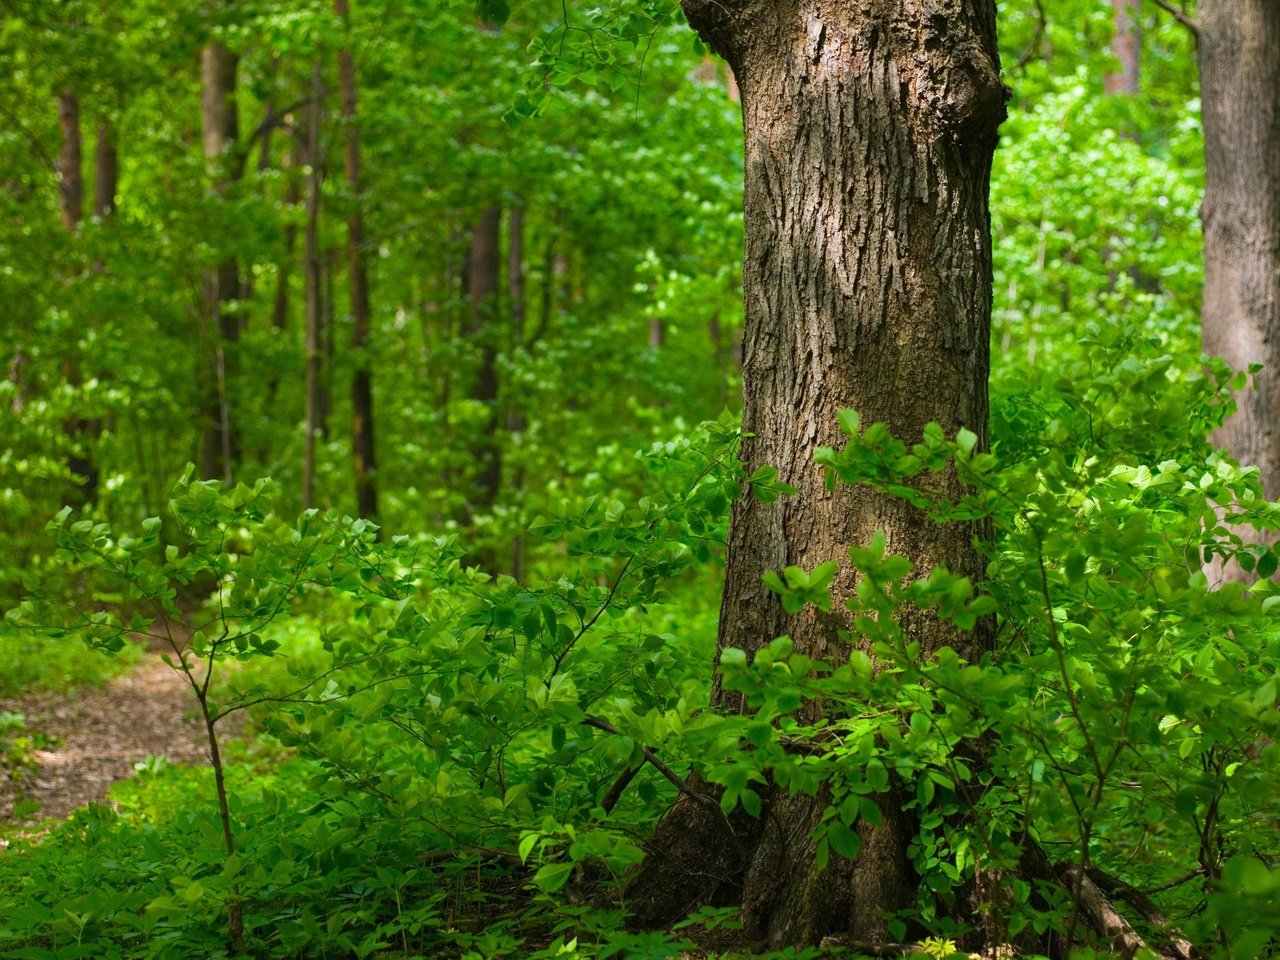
[
  {"left": 463, "top": 205, "right": 503, "bottom": 516},
  {"left": 628, "top": 0, "right": 1005, "bottom": 947},
  {"left": 335, "top": 0, "right": 379, "bottom": 524},
  {"left": 56, "top": 92, "right": 82, "bottom": 230},
  {"left": 199, "top": 36, "right": 241, "bottom": 484},
  {"left": 1199, "top": 0, "right": 1280, "bottom": 575},
  {"left": 1105, "top": 0, "right": 1140, "bottom": 96}
]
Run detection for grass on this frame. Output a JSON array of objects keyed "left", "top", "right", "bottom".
[{"left": 0, "top": 625, "right": 143, "bottom": 698}]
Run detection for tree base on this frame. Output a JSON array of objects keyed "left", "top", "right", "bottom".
[{"left": 628, "top": 787, "right": 1190, "bottom": 959}]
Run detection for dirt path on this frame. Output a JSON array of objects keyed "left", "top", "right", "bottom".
[{"left": 0, "top": 653, "right": 213, "bottom": 847}]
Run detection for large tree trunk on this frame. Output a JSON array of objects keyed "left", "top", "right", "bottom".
[
  {"left": 334, "top": 0, "right": 379, "bottom": 524},
  {"left": 199, "top": 37, "right": 241, "bottom": 485},
  {"left": 1199, "top": 2, "right": 1280, "bottom": 510},
  {"left": 628, "top": 0, "right": 1004, "bottom": 948}
]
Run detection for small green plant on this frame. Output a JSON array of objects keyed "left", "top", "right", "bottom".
[{"left": 0, "top": 711, "right": 56, "bottom": 783}]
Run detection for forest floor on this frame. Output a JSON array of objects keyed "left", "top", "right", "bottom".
[{"left": 0, "top": 645, "right": 219, "bottom": 851}]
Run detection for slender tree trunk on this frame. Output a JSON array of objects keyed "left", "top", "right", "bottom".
[
  {"left": 628, "top": 0, "right": 1005, "bottom": 948},
  {"left": 508, "top": 206, "right": 527, "bottom": 581},
  {"left": 199, "top": 37, "right": 241, "bottom": 484},
  {"left": 463, "top": 205, "right": 502, "bottom": 517},
  {"left": 63, "top": 114, "right": 119, "bottom": 507},
  {"left": 56, "top": 92, "right": 82, "bottom": 230},
  {"left": 1200, "top": 0, "right": 1280, "bottom": 520},
  {"left": 648, "top": 316, "right": 664, "bottom": 348},
  {"left": 334, "top": 0, "right": 379, "bottom": 524},
  {"left": 267, "top": 116, "right": 301, "bottom": 416},
  {"left": 302, "top": 63, "right": 326, "bottom": 511},
  {"left": 56, "top": 90, "right": 99, "bottom": 507},
  {"left": 1105, "top": 0, "right": 1140, "bottom": 95},
  {"left": 93, "top": 117, "right": 117, "bottom": 218}
]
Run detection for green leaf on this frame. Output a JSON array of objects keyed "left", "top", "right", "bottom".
[
  {"left": 828, "top": 821, "right": 861, "bottom": 859},
  {"left": 532, "top": 861, "right": 573, "bottom": 892},
  {"left": 1258, "top": 550, "right": 1278, "bottom": 580}
]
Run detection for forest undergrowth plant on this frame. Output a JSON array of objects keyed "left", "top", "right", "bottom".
[
  {"left": 2, "top": 416, "right": 745, "bottom": 958},
  {"left": 7, "top": 469, "right": 471, "bottom": 957},
  {"left": 669, "top": 328, "right": 1280, "bottom": 956}
]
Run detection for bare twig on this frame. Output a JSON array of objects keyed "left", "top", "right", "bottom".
[{"left": 1016, "top": 0, "right": 1047, "bottom": 69}]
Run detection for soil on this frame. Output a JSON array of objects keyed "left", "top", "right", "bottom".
[{"left": 0, "top": 651, "right": 214, "bottom": 849}]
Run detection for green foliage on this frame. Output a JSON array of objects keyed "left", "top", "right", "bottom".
[
  {"left": 0, "top": 627, "right": 141, "bottom": 698},
  {"left": 2, "top": 0, "right": 1277, "bottom": 957},
  {"left": 0, "top": 713, "right": 56, "bottom": 797}
]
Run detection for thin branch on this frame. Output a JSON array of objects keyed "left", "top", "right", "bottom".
[
  {"left": 581, "top": 714, "right": 743, "bottom": 862},
  {"left": 1145, "top": 0, "right": 1198, "bottom": 40},
  {"left": 599, "top": 761, "right": 643, "bottom": 814},
  {"left": 547, "top": 553, "right": 636, "bottom": 683},
  {"left": 1016, "top": 0, "right": 1047, "bottom": 69},
  {"left": 1143, "top": 867, "right": 1205, "bottom": 896}
]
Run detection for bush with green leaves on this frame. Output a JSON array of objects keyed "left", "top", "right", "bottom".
[
  {"left": 1, "top": 416, "right": 742, "bottom": 958},
  {"left": 653, "top": 326, "right": 1279, "bottom": 955}
]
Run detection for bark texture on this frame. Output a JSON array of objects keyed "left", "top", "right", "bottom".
[
  {"left": 335, "top": 0, "right": 379, "bottom": 524},
  {"left": 1199, "top": 1, "right": 1280, "bottom": 507},
  {"left": 629, "top": 0, "right": 1004, "bottom": 947}
]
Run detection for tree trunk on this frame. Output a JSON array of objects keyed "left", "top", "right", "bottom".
[
  {"left": 463, "top": 205, "right": 502, "bottom": 517},
  {"left": 56, "top": 92, "right": 82, "bottom": 230},
  {"left": 199, "top": 37, "right": 241, "bottom": 484},
  {"left": 93, "top": 117, "right": 117, "bottom": 218},
  {"left": 302, "top": 63, "right": 327, "bottom": 511},
  {"left": 628, "top": 0, "right": 1005, "bottom": 948},
  {"left": 1105, "top": 0, "right": 1140, "bottom": 96},
  {"left": 1199, "top": 1, "right": 1280, "bottom": 514},
  {"left": 508, "top": 206, "right": 527, "bottom": 581},
  {"left": 56, "top": 90, "right": 98, "bottom": 507},
  {"left": 334, "top": 0, "right": 379, "bottom": 525},
  {"left": 267, "top": 112, "right": 301, "bottom": 415}
]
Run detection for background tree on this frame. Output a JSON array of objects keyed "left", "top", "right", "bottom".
[
  {"left": 1198, "top": 1, "right": 1280, "bottom": 546},
  {"left": 198, "top": 9, "right": 242, "bottom": 485}
]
